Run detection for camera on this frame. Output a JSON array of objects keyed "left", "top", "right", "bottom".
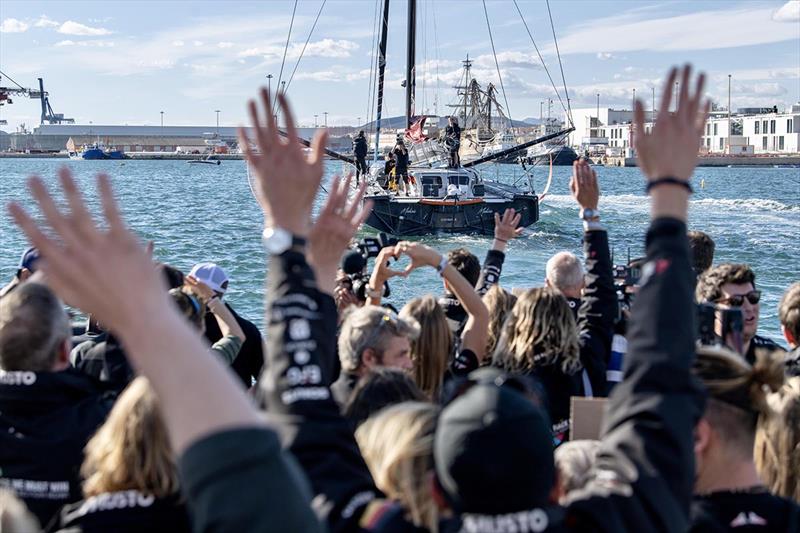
[
  {"left": 696, "top": 303, "right": 744, "bottom": 353},
  {"left": 339, "top": 233, "right": 399, "bottom": 302}
]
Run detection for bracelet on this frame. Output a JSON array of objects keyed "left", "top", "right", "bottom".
[
  {"left": 436, "top": 255, "right": 449, "bottom": 275},
  {"left": 646, "top": 177, "right": 693, "bottom": 194},
  {"left": 583, "top": 220, "right": 604, "bottom": 232},
  {"left": 494, "top": 237, "right": 508, "bottom": 243}
]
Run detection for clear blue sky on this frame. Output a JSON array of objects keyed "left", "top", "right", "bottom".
[{"left": 1, "top": 0, "right": 798, "bottom": 130}]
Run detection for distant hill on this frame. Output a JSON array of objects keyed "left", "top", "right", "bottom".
[{"left": 522, "top": 117, "right": 543, "bottom": 125}]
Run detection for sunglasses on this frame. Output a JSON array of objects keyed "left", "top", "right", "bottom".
[{"left": 716, "top": 290, "right": 761, "bottom": 307}]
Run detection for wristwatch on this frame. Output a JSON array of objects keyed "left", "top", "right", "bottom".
[
  {"left": 262, "top": 227, "right": 306, "bottom": 254},
  {"left": 580, "top": 208, "right": 600, "bottom": 221}
]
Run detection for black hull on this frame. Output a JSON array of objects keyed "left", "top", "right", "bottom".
[
  {"left": 525, "top": 146, "right": 578, "bottom": 166},
  {"left": 364, "top": 195, "right": 539, "bottom": 236}
]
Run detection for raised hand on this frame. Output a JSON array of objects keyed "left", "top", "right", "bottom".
[
  {"left": 570, "top": 159, "right": 600, "bottom": 211},
  {"left": 185, "top": 275, "right": 214, "bottom": 303},
  {"left": 308, "top": 175, "right": 371, "bottom": 295},
  {"left": 634, "top": 65, "right": 709, "bottom": 182},
  {"left": 7, "top": 168, "right": 166, "bottom": 332},
  {"left": 238, "top": 91, "right": 328, "bottom": 237},
  {"left": 494, "top": 208, "right": 523, "bottom": 242},
  {"left": 393, "top": 241, "right": 442, "bottom": 274}
]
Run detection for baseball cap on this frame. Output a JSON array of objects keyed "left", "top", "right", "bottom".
[
  {"left": 18, "top": 247, "right": 40, "bottom": 273},
  {"left": 434, "top": 368, "right": 555, "bottom": 515},
  {"left": 188, "top": 263, "right": 229, "bottom": 295}
]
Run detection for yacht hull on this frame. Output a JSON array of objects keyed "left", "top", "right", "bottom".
[{"left": 364, "top": 194, "right": 538, "bottom": 236}]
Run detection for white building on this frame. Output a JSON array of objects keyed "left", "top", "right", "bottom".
[{"left": 568, "top": 104, "right": 800, "bottom": 155}]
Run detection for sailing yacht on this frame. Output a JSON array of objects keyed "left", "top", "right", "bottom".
[{"left": 357, "top": 0, "right": 573, "bottom": 235}]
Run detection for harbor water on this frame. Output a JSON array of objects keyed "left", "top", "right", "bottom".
[{"left": 1, "top": 159, "right": 798, "bottom": 342}]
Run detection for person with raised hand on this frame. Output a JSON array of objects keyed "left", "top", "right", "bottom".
[
  {"left": 245, "top": 92, "right": 381, "bottom": 531},
  {"left": 394, "top": 240, "right": 490, "bottom": 372},
  {"left": 7, "top": 166, "right": 320, "bottom": 533}
]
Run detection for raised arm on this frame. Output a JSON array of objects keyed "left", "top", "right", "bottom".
[
  {"left": 395, "top": 242, "right": 490, "bottom": 362},
  {"left": 241, "top": 93, "right": 379, "bottom": 532},
  {"left": 365, "top": 246, "right": 407, "bottom": 307},
  {"left": 8, "top": 166, "right": 319, "bottom": 532},
  {"left": 475, "top": 208, "right": 522, "bottom": 296},
  {"left": 566, "top": 66, "right": 710, "bottom": 531},
  {"left": 571, "top": 161, "right": 617, "bottom": 397}
]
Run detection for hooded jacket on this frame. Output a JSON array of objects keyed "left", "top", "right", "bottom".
[{"left": 0, "top": 368, "right": 116, "bottom": 526}]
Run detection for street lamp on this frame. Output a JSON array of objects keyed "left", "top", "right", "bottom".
[
  {"left": 314, "top": 114, "right": 318, "bottom": 128},
  {"left": 358, "top": 116, "right": 362, "bottom": 127},
  {"left": 324, "top": 111, "right": 328, "bottom": 128},
  {"left": 215, "top": 110, "right": 220, "bottom": 134},
  {"left": 266, "top": 74, "right": 273, "bottom": 95},
  {"left": 160, "top": 111, "right": 164, "bottom": 129}
]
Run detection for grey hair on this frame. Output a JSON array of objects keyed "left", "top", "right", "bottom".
[
  {"left": 546, "top": 252, "right": 584, "bottom": 293},
  {"left": 554, "top": 440, "right": 600, "bottom": 501},
  {"left": 338, "top": 306, "right": 420, "bottom": 372},
  {"left": 0, "top": 282, "right": 70, "bottom": 372}
]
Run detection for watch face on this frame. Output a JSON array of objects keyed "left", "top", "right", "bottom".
[{"left": 264, "top": 227, "right": 292, "bottom": 254}]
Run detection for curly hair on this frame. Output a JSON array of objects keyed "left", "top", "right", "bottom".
[
  {"left": 492, "top": 287, "right": 581, "bottom": 375},
  {"left": 695, "top": 263, "right": 756, "bottom": 303}
]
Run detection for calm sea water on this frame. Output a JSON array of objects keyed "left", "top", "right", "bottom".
[{"left": 1, "top": 158, "right": 798, "bottom": 342}]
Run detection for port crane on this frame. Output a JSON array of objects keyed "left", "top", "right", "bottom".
[{"left": 0, "top": 70, "right": 74, "bottom": 126}]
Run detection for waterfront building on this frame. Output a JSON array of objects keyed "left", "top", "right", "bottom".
[{"left": 567, "top": 104, "right": 800, "bottom": 156}]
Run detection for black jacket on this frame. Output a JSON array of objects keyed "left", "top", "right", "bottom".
[
  {"left": 744, "top": 334, "right": 783, "bottom": 365},
  {"left": 257, "top": 217, "right": 703, "bottom": 532},
  {"left": 71, "top": 333, "right": 134, "bottom": 391},
  {"left": 0, "top": 368, "right": 117, "bottom": 526},
  {"left": 393, "top": 147, "right": 409, "bottom": 172},
  {"left": 690, "top": 489, "right": 800, "bottom": 532},
  {"left": 50, "top": 490, "right": 192, "bottom": 533},
  {"left": 354, "top": 137, "right": 368, "bottom": 158},
  {"left": 204, "top": 304, "right": 264, "bottom": 387}
]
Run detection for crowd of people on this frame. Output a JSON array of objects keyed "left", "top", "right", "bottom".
[{"left": 0, "top": 65, "right": 798, "bottom": 532}]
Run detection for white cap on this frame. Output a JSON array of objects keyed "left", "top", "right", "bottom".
[{"left": 188, "top": 262, "right": 229, "bottom": 294}]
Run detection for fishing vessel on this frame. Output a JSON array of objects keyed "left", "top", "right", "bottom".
[{"left": 69, "top": 141, "right": 125, "bottom": 160}]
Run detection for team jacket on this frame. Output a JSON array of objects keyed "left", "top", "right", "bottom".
[
  {"left": 0, "top": 368, "right": 117, "bottom": 526},
  {"left": 49, "top": 490, "right": 192, "bottom": 532},
  {"left": 256, "top": 217, "right": 705, "bottom": 532}
]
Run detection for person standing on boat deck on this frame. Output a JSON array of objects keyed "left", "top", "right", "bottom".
[
  {"left": 353, "top": 130, "right": 369, "bottom": 182},
  {"left": 445, "top": 116, "right": 462, "bottom": 168},
  {"left": 392, "top": 141, "right": 410, "bottom": 196}
]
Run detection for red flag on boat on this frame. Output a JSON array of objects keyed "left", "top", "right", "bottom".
[{"left": 404, "top": 116, "right": 428, "bottom": 143}]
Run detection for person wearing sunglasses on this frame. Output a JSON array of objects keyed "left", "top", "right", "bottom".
[{"left": 696, "top": 263, "right": 782, "bottom": 364}]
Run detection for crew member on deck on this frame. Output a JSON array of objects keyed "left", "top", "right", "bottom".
[
  {"left": 445, "top": 116, "right": 462, "bottom": 169},
  {"left": 393, "top": 141, "right": 410, "bottom": 196},
  {"left": 353, "top": 130, "right": 369, "bottom": 181}
]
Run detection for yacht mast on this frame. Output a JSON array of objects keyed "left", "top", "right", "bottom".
[
  {"left": 405, "top": 0, "right": 416, "bottom": 128},
  {"left": 372, "top": 0, "right": 391, "bottom": 165}
]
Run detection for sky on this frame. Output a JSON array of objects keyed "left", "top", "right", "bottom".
[{"left": 0, "top": 0, "right": 798, "bottom": 131}]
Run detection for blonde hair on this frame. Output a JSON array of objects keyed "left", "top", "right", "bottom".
[
  {"left": 492, "top": 287, "right": 581, "bottom": 374},
  {"left": 693, "top": 346, "right": 784, "bottom": 456},
  {"left": 82, "top": 377, "right": 179, "bottom": 498},
  {"left": 755, "top": 376, "right": 800, "bottom": 501},
  {"left": 356, "top": 402, "right": 439, "bottom": 532},
  {"left": 482, "top": 285, "right": 517, "bottom": 358},
  {"left": 400, "top": 296, "right": 452, "bottom": 399}
]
